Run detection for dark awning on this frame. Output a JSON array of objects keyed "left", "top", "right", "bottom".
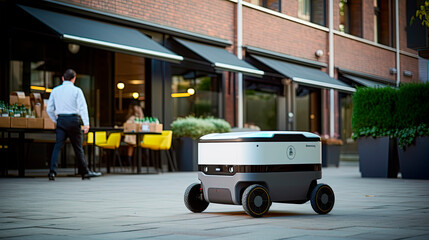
[
  {"left": 20, "top": 5, "right": 183, "bottom": 63},
  {"left": 174, "top": 38, "right": 264, "bottom": 77},
  {"left": 342, "top": 74, "right": 388, "bottom": 88},
  {"left": 252, "top": 55, "right": 355, "bottom": 93}
]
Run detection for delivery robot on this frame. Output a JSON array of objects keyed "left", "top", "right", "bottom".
[{"left": 184, "top": 131, "right": 335, "bottom": 217}]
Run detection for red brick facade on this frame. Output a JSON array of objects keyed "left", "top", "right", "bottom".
[{"left": 59, "top": 0, "right": 418, "bottom": 82}]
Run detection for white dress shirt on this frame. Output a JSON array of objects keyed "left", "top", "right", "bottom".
[{"left": 46, "top": 81, "right": 90, "bottom": 126}]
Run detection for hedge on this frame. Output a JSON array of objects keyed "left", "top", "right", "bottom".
[
  {"left": 352, "top": 86, "right": 397, "bottom": 136},
  {"left": 352, "top": 82, "right": 429, "bottom": 147}
]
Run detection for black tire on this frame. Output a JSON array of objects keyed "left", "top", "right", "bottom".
[
  {"left": 184, "top": 183, "right": 209, "bottom": 213},
  {"left": 242, "top": 184, "right": 271, "bottom": 218},
  {"left": 310, "top": 183, "right": 335, "bottom": 214}
]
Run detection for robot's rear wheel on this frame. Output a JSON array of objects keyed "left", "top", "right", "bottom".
[
  {"left": 310, "top": 183, "right": 335, "bottom": 214},
  {"left": 184, "top": 183, "right": 209, "bottom": 213},
  {"left": 242, "top": 184, "right": 271, "bottom": 218}
]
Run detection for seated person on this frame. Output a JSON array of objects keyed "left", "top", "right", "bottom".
[{"left": 123, "top": 101, "right": 144, "bottom": 164}]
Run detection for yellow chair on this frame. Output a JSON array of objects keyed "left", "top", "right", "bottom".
[
  {"left": 97, "top": 133, "right": 123, "bottom": 173},
  {"left": 141, "top": 130, "right": 177, "bottom": 172},
  {"left": 86, "top": 132, "right": 107, "bottom": 145}
]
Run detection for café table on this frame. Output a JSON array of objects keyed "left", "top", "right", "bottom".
[
  {"left": 123, "top": 131, "right": 161, "bottom": 174},
  {"left": 0, "top": 127, "right": 56, "bottom": 177}
]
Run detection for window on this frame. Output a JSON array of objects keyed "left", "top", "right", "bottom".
[
  {"left": 171, "top": 71, "right": 220, "bottom": 119},
  {"left": 298, "top": 0, "right": 326, "bottom": 26},
  {"left": 339, "top": 0, "right": 362, "bottom": 37},
  {"left": 245, "top": 82, "right": 281, "bottom": 131},
  {"left": 247, "top": 0, "right": 281, "bottom": 12},
  {"left": 374, "top": 0, "right": 394, "bottom": 46},
  {"left": 295, "top": 86, "right": 321, "bottom": 134}
]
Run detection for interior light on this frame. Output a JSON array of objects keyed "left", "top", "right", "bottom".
[
  {"left": 30, "top": 86, "right": 46, "bottom": 91},
  {"left": 132, "top": 92, "right": 139, "bottom": 99},
  {"left": 171, "top": 93, "right": 191, "bottom": 98},
  {"left": 187, "top": 88, "right": 195, "bottom": 95},
  {"left": 117, "top": 82, "right": 125, "bottom": 90}
]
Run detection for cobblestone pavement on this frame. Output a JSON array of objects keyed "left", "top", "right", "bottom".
[{"left": 0, "top": 165, "right": 428, "bottom": 240}]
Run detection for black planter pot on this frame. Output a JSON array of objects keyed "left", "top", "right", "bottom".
[
  {"left": 322, "top": 144, "right": 341, "bottom": 167},
  {"left": 174, "top": 137, "right": 198, "bottom": 171},
  {"left": 358, "top": 137, "right": 399, "bottom": 178},
  {"left": 398, "top": 136, "right": 429, "bottom": 180}
]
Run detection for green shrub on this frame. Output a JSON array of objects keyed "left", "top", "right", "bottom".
[
  {"left": 352, "top": 83, "right": 429, "bottom": 148},
  {"left": 396, "top": 83, "right": 429, "bottom": 129},
  {"left": 171, "top": 116, "right": 231, "bottom": 139},
  {"left": 352, "top": 87, "right": 397, "bottom": 139}
]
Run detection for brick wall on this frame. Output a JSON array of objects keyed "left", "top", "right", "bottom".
[
  {"left": 62, "top": 0, "right": 236, "bottom": 41},
  {"left": 243, "top": 6, "right": 329, "bottom": 64},
  {"left": 59, "top": 0, "right": 419, "bottom": 80}
]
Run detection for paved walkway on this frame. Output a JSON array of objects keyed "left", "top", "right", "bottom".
[{"left": 0, "top": 165, "right": 428, "bottom": 240}]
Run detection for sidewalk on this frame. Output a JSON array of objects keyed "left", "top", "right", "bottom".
[{"left": 0, "top": 165, "right": 428, "bottom": 240}]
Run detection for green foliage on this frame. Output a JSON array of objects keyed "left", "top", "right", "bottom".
[
  {"left": 352, "top": 87, "right": 397, "bottom": 137},
  {"left": 396, "top": 124, "right": 429, "bottom": 149},
  {"left": 396, "top": 82, "right": 429, "bottom": 129},
  {"left": 410, "top": 0, "right": 429, "bottom": 27},
  {"left": 170, "top": 116, "right": 231, "bottom": 139},
  {"left": 352, "top": 83, "right": 429, "bottom": 149}
]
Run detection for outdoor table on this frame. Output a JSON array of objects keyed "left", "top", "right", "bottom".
[
  {"left": 0, "top": 127, "right": 56, "bottom": 177},
  {"left": 123, "top": 131, "right": 161, "bottom": 174},
  {"left": 87, "top": 127, "right": 123, "bottom": 172}
]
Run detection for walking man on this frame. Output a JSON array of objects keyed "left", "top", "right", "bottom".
[{"left": 47, "top": 69, "right": 101, "bottom": 180}]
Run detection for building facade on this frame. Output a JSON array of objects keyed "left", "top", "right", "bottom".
[{"left": 1, "top": 0, "right": 421, "bottom": 158}]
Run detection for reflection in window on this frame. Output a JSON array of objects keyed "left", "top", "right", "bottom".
[
  {"left": 245, "top": 82, "right": 279, "bottom": 131},
  {"left": 339, "top": 0, "right": 362, "bottom": 37},
  {"left": 171, "top": 72, "right": 220, "bottom": 119},
  {"left": 247, "top": 0, "right": 281, "bottom": 12},
  {"left": 9, "top": 61, "right": 23, "bottom": 93},
  {"left": 298, "top": 0, "right": 326, "bottom": 26},
  {"left": 295, "top": 86, "right": 320, "bottom": 134},
  {"left": 298, "top": 0, "right": 311, "bottom": 21}
]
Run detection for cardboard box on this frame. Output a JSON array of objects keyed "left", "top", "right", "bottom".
[
  {"left": 42, "top": 110, "right": 50, "bottom": 119},
  {"left": 124, "top": 122, "right": 137, "bottom": 132},
  {"left": 123, "top": 122, "right": 163, "bottom": 133},
  {"left": 139, "top": 123, "right": 163, "bottom": 133},
  {"left": 10, "top": 92, "right": 30, "bottom": 107},
  {"left": 27, "top": 118, "right": 44, "bottom": 129},
  {"left": 44, "top": 118, "right": 56, "bottom": 129},
  {"left": 11, "top": 118, "right": 27, "bottom": 128},
  {"left": 0, "top": 117, "right": 10, "bottom": 128}
]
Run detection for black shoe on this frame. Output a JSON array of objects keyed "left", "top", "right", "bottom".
[
  {"left": 82, "top": 170, "right": 102, "bottom": 180},
  {"left": 48, "top": 172, "right": 55, "bottom": 181}
]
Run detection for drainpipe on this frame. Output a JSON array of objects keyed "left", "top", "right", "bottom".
[
  {"left": 395, "top": 0, "right": 400, "bottom": 87},
  {"left": 329, "top": 0, "right": 335, "bottom": 138},
  {"left": 237, "top": 0, "right": 244, "bottom": 128}
]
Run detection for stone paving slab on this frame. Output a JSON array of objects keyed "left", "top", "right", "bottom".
[{"left": 0, "top": 166, "right": 428, "bottom": 239}]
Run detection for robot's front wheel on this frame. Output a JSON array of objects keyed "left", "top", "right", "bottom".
[
  {"left": 310, "top": 183, "right": 335, "bottom": 214},
  {"left": 242, "top": 184, "right": 271, "bottom": 218},
  {"left": 184, "top": 183, "right": 209, "bottom": 213}
]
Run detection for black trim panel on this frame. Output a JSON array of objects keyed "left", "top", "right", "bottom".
[
  {"left": 199, "top": 164, "right": 321, "bottom": 175},
  {"left": 199, "top": 134, "right": 320, "bottom": 143}
]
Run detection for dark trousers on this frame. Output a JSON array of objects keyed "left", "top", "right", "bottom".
[{"left": 50, "top": 115, "right": 88, "bottom": 174}]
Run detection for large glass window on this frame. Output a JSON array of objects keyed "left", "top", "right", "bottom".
[
  {"left": 295, "top": 86, "right": 321, "bottom": 134},
  {"left": 247, "top": 0, "right": 281, "bottom": 12},
  {"left": 114, "top": 52, "right": 146, "bottom": 125},
  {"left": 171, "top": 71, "right": 220, "bottom": 119},
  {"left": 298, "top": 0, "right": 326, "bottom": 26},
  {"left": 245, "top": 82, "right": 280, "bottom": 130}
]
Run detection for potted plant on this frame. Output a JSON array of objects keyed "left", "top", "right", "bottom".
[
  {"left": 321, "top": 136, "right": 343, "bottom": 168},
  {"left": 395, "top": 83, "right": 429, "bottom": 179},
  {"left": 352, "top": 87, "right": 399, "bottom": 178},
  {"left": 171, "top": 116, "right": 230, "bottom": 171}
]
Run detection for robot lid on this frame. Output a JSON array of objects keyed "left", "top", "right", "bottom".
[{"left": 199, "top": 131, "right": 320, "bottom": 143}]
